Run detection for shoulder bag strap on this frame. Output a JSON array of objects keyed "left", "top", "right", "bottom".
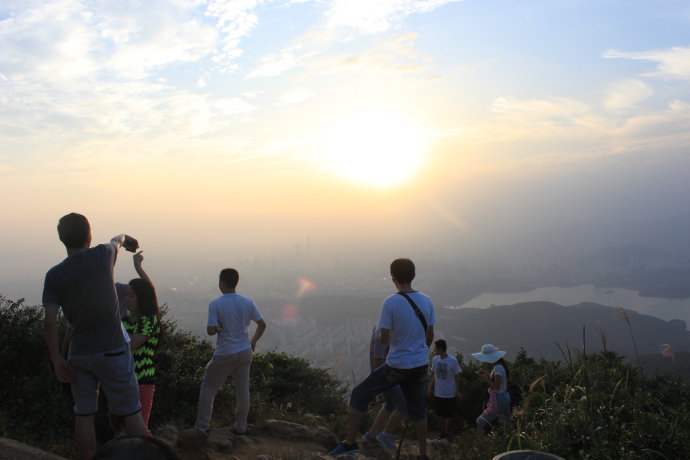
[{"left": 397, "top": 291, "right": 428, "bottom": 333}]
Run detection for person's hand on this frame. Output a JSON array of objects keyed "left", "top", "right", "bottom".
[
  {"left": 52, "top": 356, "right": 76, "bottom": 383},
  {"left": 478, "top": 369, "right": 489, "bottom": 377},
  {"left": 123, "top": 235, "right": 139, "bottom": 252},
  {"left": 133, "top": 250, "right": 144, "bottom": 266}
]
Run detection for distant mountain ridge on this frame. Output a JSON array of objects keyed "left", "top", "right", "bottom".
[{"left": 439, "top": 301, "right": 690, "bottom": 361}]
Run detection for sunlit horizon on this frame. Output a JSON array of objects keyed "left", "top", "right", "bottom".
[{"left": 1, "top": 1, "right": 689, "bottom": 302}]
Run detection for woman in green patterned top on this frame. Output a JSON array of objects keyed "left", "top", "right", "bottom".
[{"left": 124, "top": 275, "right": 162, "bottom": 435}]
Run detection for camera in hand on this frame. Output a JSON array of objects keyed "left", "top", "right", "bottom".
[{"left": 123, "top": 236, "right": 139, "bottom": 252}]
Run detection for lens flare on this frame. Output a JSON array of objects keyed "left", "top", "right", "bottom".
[
  {"left": 281, "top": 304, "right": 300, "bottom": 325},
  {"left": 297, "top": 277, "right": 317, "bottom": 298}
]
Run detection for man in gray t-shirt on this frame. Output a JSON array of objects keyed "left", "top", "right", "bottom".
[{"left": 43, "top": 213, "right": 147, "bottom": 460}]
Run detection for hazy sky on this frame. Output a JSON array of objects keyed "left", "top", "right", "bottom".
[{"left": 2, "top": 0, "right": 690, "bottom": 300}]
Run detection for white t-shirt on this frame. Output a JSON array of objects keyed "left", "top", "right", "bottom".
[
  {"left": 377, "top": 291, "right": 436, "bottom": 369},
  {"left": 207, "top": 293, "right": 262, "bottom": 355},
  {"left": 432, "top": 354, "right": 461, "bottom": 398},
  {"left": 491, "top": 363, "right": 508, "bottom": 393}
]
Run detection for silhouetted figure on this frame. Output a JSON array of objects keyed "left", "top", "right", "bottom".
[
  {"left": 329, "top": 258, "right": 436, "bottom": 460},
  {"left": 195, "top": 268, "right": 267, "bottom": 434},
  {"left": 43, "top": 213, "right": 146, "bottom": 459},
  {"left": 473, "top": 344, "right": 512, "bottom": 434},
  {"left": 428, "top": 339, "right": 461, "bottom": 439},
  {"left": 122, "top": 253, "right": 162, "bottom": 435}
]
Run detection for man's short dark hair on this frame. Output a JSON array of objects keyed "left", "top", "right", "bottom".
[
  {"left": 219, "top": 268, "right": 239, "bottom": 288},
  {"left": 434, "top": 339, "right": 447, "bottom": 352},
  {"left": 390, "top": 258, "right": 415, "bottom": 284},
  {"left": 57, "top": 213, "right": 91, "bottom": 249}
]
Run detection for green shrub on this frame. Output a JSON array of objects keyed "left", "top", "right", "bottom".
[{"left": 0, "top": 296, "right": 347, "bottom": 456}]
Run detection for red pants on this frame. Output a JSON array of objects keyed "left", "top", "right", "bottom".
[{"left": 139, "top": 384, "right": 155, "bottom": 435}]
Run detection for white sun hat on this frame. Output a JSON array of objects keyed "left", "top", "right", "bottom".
[{"left": 472, "top": 344, "right": 506, "bottom": 363}]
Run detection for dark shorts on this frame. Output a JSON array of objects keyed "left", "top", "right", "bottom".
[
  {"left": 349, "top": 363, "right": 427, "bottom": 421},
  {"left": 434, "top": 396, "right": 456, "bottom": 418},
  {"left": 382, "top": 385, "right": 407, "bottom": 415}
]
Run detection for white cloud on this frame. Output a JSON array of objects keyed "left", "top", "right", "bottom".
[
  {"left": 491, "top": 96, "right": 595, "bottom": 128},
  {"left": 604, "top": 46, "right": 690, "bottom": 80},
  {"left": 325, "top": 0, "right": 461, "bottom": 34},
  {"left": 604, "top": 79, "right": 653, "bottom": 110},
  {"left": 246, "top": 49, "right": 301, "bottom": 78},
  {"left": 279, "top": 87, "right": 315, "bottom": 105},
  {"left": 0, "top": 164, "right": 15, "bottom": 173}
]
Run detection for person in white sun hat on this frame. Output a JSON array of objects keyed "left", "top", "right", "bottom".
[{"left": 472, "top": 344, "right": 512, "bottom": 433}]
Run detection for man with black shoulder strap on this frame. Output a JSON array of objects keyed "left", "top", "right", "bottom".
[{"left": 329, "top": 258, "right": 436, "bottom": 459}]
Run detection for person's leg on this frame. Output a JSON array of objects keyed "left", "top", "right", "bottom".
[
  {"left": 123, "top": 412, "right": 147, "bottom": 436},
  {"left": 68, "top": 354, "right": 100, "bottom": 459},
  {"left": 398, "top": 365, "right": 428, "bottom": 457},
  {"left": 139, "top": 384, "right": 156, "bottom": 436},
  {"left": 365, "top": 405, "right": 391, "bottom": 437},
  {"left": 330, "top": 365, "right": 400, "bottom": 455},
  {"left": 195, "top": 354, "right": 233, "bottom": 431},
  {"left": 74, "top": 415, "right": 97, "bottom": 460},
  {"left": 228, "top": 349, "right": 253, "bottom": 433},
  {"left": 98, "top": 345, "right": 145, "bottom": 435},
  {"left": 384, "top": 410, "right": 404, "bottom": 433},
  {"left": 476, "top": 413, "right": 494, "bottom": 435},
  {"left": 94, "top": 388, "right": 114, "bottom": 446},
  {"left": 441, "top": 415, "right": 450, "bottom": 434},
  {"left": 414, "top": 419, "right": 428, "bottom": 457}
]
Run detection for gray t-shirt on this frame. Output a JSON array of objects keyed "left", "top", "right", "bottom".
[{"left": 43, "top": 243, "right": 126, "bottom": 355}]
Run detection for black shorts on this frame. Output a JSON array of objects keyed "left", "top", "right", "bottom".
[{"left": 434, "top": 396, "right": 456, "bottom": 418}]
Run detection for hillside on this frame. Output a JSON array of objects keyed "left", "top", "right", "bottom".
[
  {"left": 239, "top": 296, "right": 690, "bottom": 382},
  {"left": 3, "top": 295, "right": 690, "bottom": 459}
]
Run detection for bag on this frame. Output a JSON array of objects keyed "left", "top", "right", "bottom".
[{"left": 397, "top": 291, "right": 428, "bottom": 333}]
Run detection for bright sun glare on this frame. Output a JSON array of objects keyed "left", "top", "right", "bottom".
[{"left": 320, "top": 111, "right": 428, "bottom": 187}]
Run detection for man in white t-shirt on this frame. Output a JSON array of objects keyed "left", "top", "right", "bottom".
[
  {"left": 329, "top": 258, "right": 436, "bottom": 460},
  {"left": 195, "top": 268, "right": 267, "bottom": 434},
  {"left": 427, "top": 339, "right": 461, "bottom": 439}
]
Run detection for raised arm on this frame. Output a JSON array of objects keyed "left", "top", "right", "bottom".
[
  {"left": 110, "top": 234, "right": 139, "bottom": 252},
  {"left": 133, "top": 251, "right": 153, "bottom": 286}
]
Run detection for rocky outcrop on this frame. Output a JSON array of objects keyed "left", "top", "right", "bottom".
[{"left": 0, "top": 438, "right": 69, "bottom": 460}]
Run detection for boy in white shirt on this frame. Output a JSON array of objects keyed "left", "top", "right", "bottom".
[{"left": 427, "top": 339, "right": 461, "bottom": 439}]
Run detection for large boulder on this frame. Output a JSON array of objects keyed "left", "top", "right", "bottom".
[
  {"left": 262, "top": 419, "right": 337, "bottom": 448},
  {"left": 0, "top": 438, "right": 69, "bottom": 460},
  {"left": 493, "top": 450, "right": 565, "bottom": 460}
]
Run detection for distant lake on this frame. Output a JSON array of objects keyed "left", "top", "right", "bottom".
[{"left": 448, "top": 284, "right": 690, "bottom": 326}]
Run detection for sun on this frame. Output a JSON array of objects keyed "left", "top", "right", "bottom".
[{"left": 319, "top": 111, "right": 429, "bottom": 187}]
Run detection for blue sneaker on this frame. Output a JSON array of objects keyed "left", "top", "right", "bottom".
[
  {"left": 361, "top": 432, "right": 377, "bottom": 443},
  {"left": 328, "top": 441, "right": 360, "bottom": 456},
  {"left": 376, "top": 432, "right": 397, "bottom": 451}
]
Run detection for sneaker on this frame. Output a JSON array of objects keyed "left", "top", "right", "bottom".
[
  {"left": 328, "top": 441, "right": 360, "bottom": 456},
  {"left": 361, "top": 432, "right": 377, "bottom": 443},
  {"left": 376, "top": 432, "right": 397, "bottom": 451}
]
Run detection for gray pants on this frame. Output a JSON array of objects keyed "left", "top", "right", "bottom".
[{"left": 195, "top": 348, "right": 253, "bottom": 432}]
